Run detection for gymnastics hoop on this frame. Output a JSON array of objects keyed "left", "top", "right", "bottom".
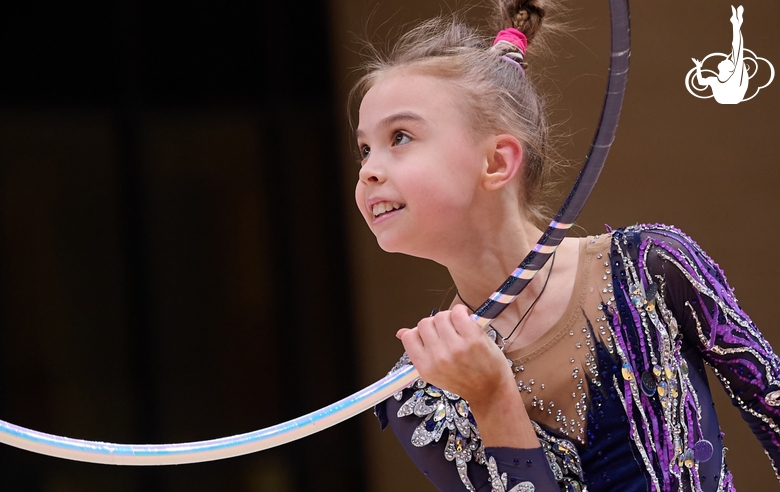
[{"left": 0, "top": 0, "right": 631, "bottom": 466}]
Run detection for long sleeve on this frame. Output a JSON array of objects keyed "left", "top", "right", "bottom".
[
  {"left": 375, "top": 364, "right": 584, "bottom": 492},
  {"left": 641, "top": 225, "right": 780, "bottom": 478}
]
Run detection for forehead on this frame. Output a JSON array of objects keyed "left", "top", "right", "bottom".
[{"left": 357, "top": 72, "right": 466, "bottom": 134}]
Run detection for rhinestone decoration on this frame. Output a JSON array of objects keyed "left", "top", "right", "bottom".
[
  {"left": 641, "top": 371, "right": 656, "bottom": 396},
  {"left": 535, "top": 422, "right": 585, "bottom": 490},
  {"left": 387, "top": 224, "right": 780, "bottom": 491},
  {"left": 397, "top": 380, "right": 485, "bottom": 491},
  {"left": 767, "top": 390, "right": 780, "bottom": 407},
  {"left": 396, "top": 370, "right": 586, "bottom": 491},
  {"left": 693, "top": 439, "right": 714, "bottom": 462},
  {"left": 509, "top": 482, "right": 535, "bottom": 492},
  {"left": 486, "top": 455, "right": 538, "bottom": 492}
]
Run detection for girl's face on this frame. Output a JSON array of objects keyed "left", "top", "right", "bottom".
[{"left": 355, "top": 72, "right": 489, "bottom": 259}]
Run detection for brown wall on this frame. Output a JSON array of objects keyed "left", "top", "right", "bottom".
[{"left": 328, "top": 1, "right": 780, "bottom": 490}]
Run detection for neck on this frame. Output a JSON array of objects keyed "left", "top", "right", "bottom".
[
  {"left": 424, "top": 196, "right": 581, "bottom": 351},
  {"left": 443, "top": 211, "right": 547, "bottom": 325}
]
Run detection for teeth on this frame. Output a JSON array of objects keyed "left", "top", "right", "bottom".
[{"left": 372, "top": 201, "right": 403, "bottom": 217}]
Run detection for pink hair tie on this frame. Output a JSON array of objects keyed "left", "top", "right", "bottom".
[{"left": 493, "top": 28, "right": 528, "bottom": 55}]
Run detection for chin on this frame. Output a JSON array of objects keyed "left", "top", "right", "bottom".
[
  {"left": 372, "top": 230, "right": 413, "bottom": 254},
  {"left": 374, "top": 234, "right": 405, "bottom": 254},
  {"left": 369, "top": 217, "right": 439, "bottom": 259},
  {"left": 375, "top": 235, "right": 438, "bottom": 263}
]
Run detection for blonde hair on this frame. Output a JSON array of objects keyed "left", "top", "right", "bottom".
[{"left": 351, "top": 0, "right": 562, "bottom": 227}]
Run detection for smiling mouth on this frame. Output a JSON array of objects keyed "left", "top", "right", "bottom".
[{"left": 372, "top": 201, "right": 406, "bottom": 218}]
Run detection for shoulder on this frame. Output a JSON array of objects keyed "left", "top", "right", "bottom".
[
  {"left": 613, "top": 223, "right": 699, "bottom": 248},
  {"left": 608, "top": 223, "right": 738, "bottom": 306},
  {"left": 610, "top": 223, "right": 721, "bottom": 270}
]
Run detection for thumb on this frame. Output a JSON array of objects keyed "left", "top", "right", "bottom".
[{"left": 396, "top": 328, "right": 411, "bottom": 340}]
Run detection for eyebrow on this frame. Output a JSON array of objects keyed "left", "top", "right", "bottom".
[{"left": 355, "top": 111, "right": 427, "bottom": 139}]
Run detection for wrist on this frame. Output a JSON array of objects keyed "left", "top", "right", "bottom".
[
  {"left": 468, "top": 380, "right": 539, "bottom": 449},
  {"left": 467, "top": 377, "right": 520, "bottom": 417}
]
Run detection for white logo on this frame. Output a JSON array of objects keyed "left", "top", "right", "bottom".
[{"left": 685, "top": 5, "right": 774, "bottom": 104}]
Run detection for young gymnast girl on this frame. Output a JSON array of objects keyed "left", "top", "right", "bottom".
[{"left": 353, "top": 1, "right": 780, "bottom": 491}]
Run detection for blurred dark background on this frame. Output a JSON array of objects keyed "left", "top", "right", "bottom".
[
  {"left": 0, "top": 0, "right": 363, "bottom": 491},
  {"left": 0, "top": 0, "right": 778, "bottom": 491}
]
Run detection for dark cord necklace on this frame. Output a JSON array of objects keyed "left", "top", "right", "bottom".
[{"left": 456, "top": 250, "right": 556, "bottom": 350}]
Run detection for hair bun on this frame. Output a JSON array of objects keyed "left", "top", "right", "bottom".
[{"left": 494, "top": 0, "right": 547, "bottom": 46}]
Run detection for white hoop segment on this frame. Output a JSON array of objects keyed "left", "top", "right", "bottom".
[{"left": 0, "top": 365, "right": 419, "bottom": 465}]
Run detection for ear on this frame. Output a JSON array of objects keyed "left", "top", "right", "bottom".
[{"left": 482, "top": 134, "right": 523, "bottom": 191}]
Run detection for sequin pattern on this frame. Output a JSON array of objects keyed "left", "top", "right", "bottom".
[
  {"left": 390, "top": 354, "right": 486, "bottom": 491},
  {"left": 391, "top": 356, "right": 587, "bottom": 492},
  {"left": 605, "top": 224, "right": 780, "bottom": 490}
]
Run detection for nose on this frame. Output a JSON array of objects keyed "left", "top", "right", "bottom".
[{"left": 358, "top": 156, "right": 386, "bottom": 185}]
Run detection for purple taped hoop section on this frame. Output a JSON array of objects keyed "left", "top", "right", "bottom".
[{"left": 471, "top": 0, "right": 630, "bottom": 328}]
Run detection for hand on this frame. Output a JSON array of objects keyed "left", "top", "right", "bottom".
[
  {"left": 396, "top": 304, "right": 516, "bottom": 407},
  {"left": 397, "top": 304, "right": 537, "bottom": 448},
  {"left": 692, "top": 58, "right": 702, "bottom": 67}
]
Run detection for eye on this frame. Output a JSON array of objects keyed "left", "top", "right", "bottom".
[
  {"left": 359, "top": 144, "right": 371, "bottom": 160},
  {"left": 393, "top": 132, "right": 411, "bottom": 146}
]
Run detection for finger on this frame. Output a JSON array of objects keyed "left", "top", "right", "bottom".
[
  {"left": 434, "top": 309, "right": 463, "bottom": 344},
  {"left": 396, "top": 328, "right": 410, "bottom": 340},
  {"left": 432, "top": 309, "right": 465, "bottom": 348},
  {"left": 400, "top": 328, "right": 434, "bottom": 375},
  {"left": 450, "top": 304, "right": 481, "bottom": 338},
  {"left": 417, "top": 315, "right": 441, "bottom": 347},
  {"left": 400, "top": 327, "right": 424, "bottom": 359}
]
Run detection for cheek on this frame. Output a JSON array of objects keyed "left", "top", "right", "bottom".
[
  {"left": 354, "top": 182, "right": 370, "bottom": 220},
  {"left": 405, "top": 179, "right": 473, "bottom": 229},
  {"left": 413, "top": 160, "right": 479, "bottom": 212}
]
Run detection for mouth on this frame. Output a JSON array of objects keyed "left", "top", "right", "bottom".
[{"left": 371, "top": 201, "right": 406, "bottom": 221}]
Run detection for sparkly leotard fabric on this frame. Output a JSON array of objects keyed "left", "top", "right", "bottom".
[{"left": 375, "top": 224, "right": 780, "bottom": 492}]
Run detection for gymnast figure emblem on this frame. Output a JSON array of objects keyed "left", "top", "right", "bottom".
[{"left": 685, "top": 5, "right": 774, "bottom": 104}]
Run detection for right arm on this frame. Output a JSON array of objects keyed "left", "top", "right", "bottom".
[
  {"left": 377, "top": 385, "right": 561, "bottom": 491},
  {"left": 397, "top": 307, "right": 540, "bottom": 450},
  {"left": 377, "top": 306, "right": 582, "bottom": 491}
]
